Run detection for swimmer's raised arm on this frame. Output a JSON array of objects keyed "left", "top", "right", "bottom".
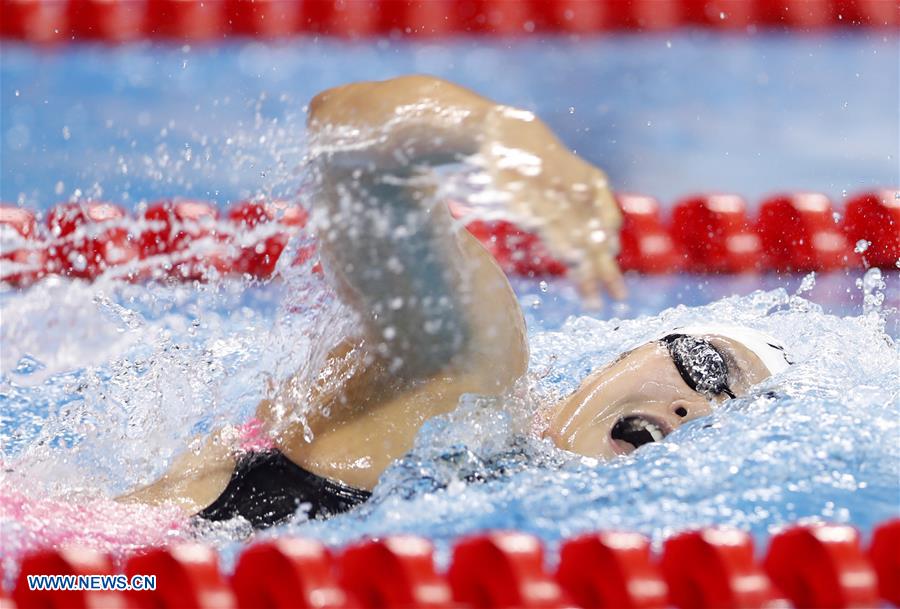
[
  {"left": 308, "top": 75, "right": 526, "bottom": 383},
  {"left": 307, "top": 75, "right": 625, "bottom": 304}
]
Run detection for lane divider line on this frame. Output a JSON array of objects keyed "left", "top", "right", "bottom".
[
  {"left": 2, "top": 189, "right": 896, "bottom": 287},
  {"left": 5, "top": 520, "right": 899, "bottom": 608}
]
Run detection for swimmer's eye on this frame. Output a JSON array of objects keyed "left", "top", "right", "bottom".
[{"left": 660, "top": 334, "right": 735, "bottom": 400}]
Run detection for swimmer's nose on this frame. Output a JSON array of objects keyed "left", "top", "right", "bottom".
[{"left": 671, "top": 400, "right": 713, "bottom": 424}]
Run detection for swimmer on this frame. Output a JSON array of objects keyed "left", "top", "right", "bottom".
[{"left": 120, "top": 76, "right": 790, "bottom": 528}]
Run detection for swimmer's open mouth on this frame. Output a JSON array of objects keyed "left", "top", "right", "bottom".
[{"left": 611, "top": 415, "right": 669, "bottom": 452}]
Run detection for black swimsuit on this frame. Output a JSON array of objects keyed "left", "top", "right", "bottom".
[{"left": 196, "top": 450, "right": 371, "bottom": 529}]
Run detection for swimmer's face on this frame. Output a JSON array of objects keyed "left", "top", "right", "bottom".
[{"left": 543, "top": 334, "right": 772, "bottom": 459}]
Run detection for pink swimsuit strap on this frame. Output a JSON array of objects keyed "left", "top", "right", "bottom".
[{"left": 234, "top": 417, "right": 276, "bottom": 453}]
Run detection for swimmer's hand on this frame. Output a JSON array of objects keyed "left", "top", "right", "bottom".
[
  {"left": 307, "top": 75, "right": 625, "bottom": 305},
  {"left": 480, "top": 107, "right": 626, "bottom": 306}
]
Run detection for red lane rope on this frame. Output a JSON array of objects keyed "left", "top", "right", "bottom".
[
  {"left": 1, "top": 189, "right": 897, "bottom": 287},
  {"left": 5, "top": 520, "right": 899, "bottom": 608},
  {"left": 0, "top": 0, "right": 897, "bottom": 43}
]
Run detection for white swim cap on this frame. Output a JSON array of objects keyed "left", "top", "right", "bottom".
[{"left": 660, "top": 324, "right": 791, "bottom": 375}]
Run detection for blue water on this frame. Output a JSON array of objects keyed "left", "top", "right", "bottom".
[
  {"left": 2, "top": 32, "right": 897, "bottom": 209},
  {"left": 1, "top": 33, "right": 899, "bottom": 573},
  {"left": 2, "top": 267, "right": 897, "bottom": 566}
]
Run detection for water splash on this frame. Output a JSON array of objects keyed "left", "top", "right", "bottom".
[{"left": 1, "top": 272, "right": 898, "bottom": 576}]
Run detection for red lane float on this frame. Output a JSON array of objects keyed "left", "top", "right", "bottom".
[
  {"left": 671, "top": 194, "right": 763, "bottom": 273},
  {"left": 0, "top": 591, "right": 14, "bottom": 609},
  {"left": 0, "top": 571, "right": 14, "bottom": 609},
  {"left": 139, "top": 200, "right": 228, "bottom": 281},
  {"left": 226, "top": 200, "right": 284, "bottom": 279},
  {"left": 681, "top": 0, "right": 759, "bottom": 29},
  {"left": 6, "top": 520, "right": 900, "bottom": 609},
  {"left": 556, "top": 531, "right": 668, "bottom": 609},
  {"left": 225, "top": 0, "right": 302, "bottom": 38},
  {"left": 757, "top": 192, "right": 853, "bottom": 272},
  {"left": 0, "top": 0, "right": 68, "bottom": 43},
  {"left": 124, "top": 543, "right": 236, "bottom": 609},
  {"left": 232, "top": 539, "right": 347, "bottom": 609},
  {"left": 45, "top": 202, "right": 139, "bottom": 279},
  {"left": 612, "top": 0, "right": 686, "bottom": 30},
  {"left": 66, "top": 0, "right": 147, "bottom": 42},
  {"left": 338, "top": 536, "right": 451, "bottom": 608},
  {"left": 456, "top": 0, "right": 543, "bottom": 35},
  {"left": 0, "top": 205, "right": 46, "bottom": 286},
  {"left": 833, "top": 0, "right": 900, "bottom": 27},
  {"left": 1, "top": 0, "right": 897, "bottom": 42},
  {"left": 755, "top": 0, "right": 836, "bottom": 28},
  {"left": 660, "top": 528, "right": 783, "bottom": 609},
  {"left": 448, "top": 532, "right": 570, "bottom": 608},
  {"left": 763, "top": 524, "right": 880, "bottom": 609},
  {"left": 616, "top": 194, "right": 682, "bottom": 273},
  {"left": 397, "top": 0, "right": 461, "bottom": 36},
  {"left": 869, "top": 519, "right": 900, "bottom": 606},
  {"left": 145, "top": 0, "right": 225, "bottom": 41},
  {"left": 228, "top": 199, "right": 315, "bottom": 276},
  {"left": 3, "top": 189, "right": 898, "bottom": 288},
  {"left": 139, "top": 200, "right": 218, "bottom": 257},
  {"left": 12, "top": 547, "right": 126, "bottom": 609},
  {"left": 465, "top": 219, "right": 567, "bottom": 278},
  {"left": 842, "top": 190, "right": 900, "bottom": 269}
]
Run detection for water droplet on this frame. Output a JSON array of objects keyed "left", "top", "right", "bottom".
[
  {"left": 666, "top": 40, "right": 672, "bottom": 48},
  {"left": 854, "top": 239, "right": 870, "bottom": 253},
  {"left": 539, "top": 280, "right": 548, "bottom": 293},
  {"left": 568, "top": 106, "right": 575, "bottom": 114},
  {"left": 796, "top": 273, "right": 816, "bottom": 295},
  {"left": 14, "top": 354, "right": 45, "bottom": 375}
]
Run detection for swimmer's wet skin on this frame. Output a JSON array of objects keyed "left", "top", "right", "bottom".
[{"left": 119, "top": 75, "right": 790, "bottom": 528}]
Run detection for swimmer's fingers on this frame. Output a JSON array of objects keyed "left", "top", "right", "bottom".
[
  {"left": 574, "top": 267, "right": 604, "bottom": 310},
  {"left": 595, "top": 249, "right": 627, "bottom": 300},
  {"left": 573, "top": 249, "right": 626, "bottom": 308},
  {"left": 592, "top": 185, "right": 626, "bottom": 301}
]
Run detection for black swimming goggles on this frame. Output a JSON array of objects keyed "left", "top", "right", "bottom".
[{"left": 660, "top": 333, "right": 736, "bottom": 400}]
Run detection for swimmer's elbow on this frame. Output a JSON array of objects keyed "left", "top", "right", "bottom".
[
  {"left": 307, "top": 75, "right": 486, "bottom": 131},
  {"left": 307, "top": 90, "right": 328, "bottom": 126},
  {"left": 307, "top": 86, "right": 346, "bottom": 130}
]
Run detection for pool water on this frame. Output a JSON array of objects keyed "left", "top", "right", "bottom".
[
  {"left": 1, "top": 267, "right": 897, "bottom": 571},
  {"left": 1, "top": 32, "right": 899, "bottom": 574},
  {"left": 2, "top": 32, "right": 897, "bottom": 207}
]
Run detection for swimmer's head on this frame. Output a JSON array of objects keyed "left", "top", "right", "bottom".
[{"left": 543, "top": 325, "right": 789, "bottom": 459}]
